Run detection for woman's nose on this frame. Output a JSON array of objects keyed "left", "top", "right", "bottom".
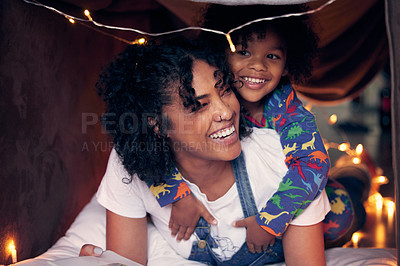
[{"left": 213, "top": 98, "right": 233, "bottom": 122}]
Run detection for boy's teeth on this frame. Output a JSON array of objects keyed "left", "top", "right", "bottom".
[
  {"left": 243, "top": 77, "right": 265, "bottom": 84},
  {"left": 210, "top": 126, "right": 235, "bottom": 139}
]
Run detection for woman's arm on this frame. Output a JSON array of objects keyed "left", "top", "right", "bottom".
[
  {"left": 282, "top": 222, "right": 326, "bottom": 266},
  {"left": 106, "top": 210, "right": 148, "bottom": 265}
]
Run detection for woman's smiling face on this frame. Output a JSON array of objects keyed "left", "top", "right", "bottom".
[
  {"left": 163, "top": 60, "right": 241, "bottom": 163},
  {"left": 228, "top": 30, "right": 288, "bottom": 106}
]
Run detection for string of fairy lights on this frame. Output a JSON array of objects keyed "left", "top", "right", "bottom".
[{"left": 22, "top": 0, "right": 336, "bottom": 51}]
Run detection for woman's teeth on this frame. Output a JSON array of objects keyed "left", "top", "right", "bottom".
[
  {"left": 210, "top": 126, "right": 235, "bottom": 139},
  {"left": 243, "top": 77, "right": 266, "bottom": 84}
]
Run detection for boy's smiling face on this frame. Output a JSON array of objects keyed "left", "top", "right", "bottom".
[{"left": 227, "top": 30, "right": 288, "bottom": 106}]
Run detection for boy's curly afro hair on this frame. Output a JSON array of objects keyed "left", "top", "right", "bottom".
[
  {"left": 199, "top": 4, "right": 319, "bottom": 85},
  {"left": 97, "top": 37, "right": 250, "bottom": 185}
]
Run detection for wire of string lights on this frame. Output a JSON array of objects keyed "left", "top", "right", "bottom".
[{"left": 22, "top": 0, "right": 336, "bottom": 50}]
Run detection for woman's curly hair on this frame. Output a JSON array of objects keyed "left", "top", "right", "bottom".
[
  {"left": 97, "top": 37, "right": 250, "bottom": 185},
  {"left": 199, "top": 4, "right": 319, "bottom": 85}
]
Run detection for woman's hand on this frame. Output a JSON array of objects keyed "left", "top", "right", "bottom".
[
  {"left": 79, "top": 244, "right": 103, "bottom": 257},
  {"left": 170, "top": 193, "right": 217, "bottom": 241},
  {"left": 233, "top": 216, "right": 275, "bottom": 253}
]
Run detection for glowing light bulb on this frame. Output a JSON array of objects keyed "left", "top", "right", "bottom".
[
  {"left": 68, "top": 18, "right": 75, "bottom": 24},
  {"left": 373, "top": 175, "right": 388, "bottom": 184},
  {"left": 226, "top": 34, "right": 236, "bottom": 52},
  {"left": 338, "top": 143, "right": 349, "bottom": 152},
  {"left": 84, "top": 10, "right": 93, "bottom": 21},
  {"left": 352, "top": 157, "right": 361, "bottom": 164},
  {"left": 351, "top": 232, "right": 361, "bottom": 248},
  {"left": 355, "top": 144, "right": 363, "bottom": 155},
  {"left": 386, "top": 200, "right": 395, "bottom": 229},
  {"left": 138, "top": 38, "right": 146, "bottom": 44},
  {"left": 328, "top": 114, "right": 337, "bottom": 125}
]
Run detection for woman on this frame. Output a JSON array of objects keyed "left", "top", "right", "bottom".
[{"left": 87, "top": 37, "right": 329, "bottom": 265}]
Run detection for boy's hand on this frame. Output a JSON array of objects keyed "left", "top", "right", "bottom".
[
  {"left": 169, "top": 193, "right": 217, "bottom": 241},
  {"left": 233, "top": 216, "right": 275, "bottom": 253}
]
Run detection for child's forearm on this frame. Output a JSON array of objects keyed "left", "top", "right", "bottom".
[
  {"left": 146, "top": 168, "right": 192, "bottom": 207},
  {"left": 258, "top": 84, "right": 330, "bottom": 236}
]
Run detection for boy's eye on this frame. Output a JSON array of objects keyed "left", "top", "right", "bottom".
[
  {"left": 267, "top": 54, "right": 280, "bottom": 60},
  {"left": 236, "top": 50, "right": 249, "bottom": 56}
]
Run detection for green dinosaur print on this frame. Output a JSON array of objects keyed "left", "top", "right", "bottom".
[
  {"left": 278, "top": 179, "right": 308, "bottom": 194},
  {"left": 293, "top": 208, "right": 304, "bottom": 217},
  {"left": 285, "top": 122, "right": 310, "bottom": 140},
  {"left": 284, "top": 193, "right": 303, "bottom": 199},
  {"left": 293, "top": 200, "right": 313, "bottom": 205},
  {"left": 269, "top": 194, "right": 283, "bottom": 209}
]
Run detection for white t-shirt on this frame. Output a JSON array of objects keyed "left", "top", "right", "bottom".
[{"left": 97, "top": 128, "right": 330, "bottom": 261}]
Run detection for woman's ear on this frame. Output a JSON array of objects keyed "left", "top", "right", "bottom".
[{"left": 147, "top": 116, "right": 164, "bottom": 137}]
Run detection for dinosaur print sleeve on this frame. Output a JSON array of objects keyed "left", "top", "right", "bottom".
[
  {"left": 254, "top": 84, "right": 330, "bottom": 236},
  {"left": 146, "top": 168, "right": 192, "bottom": 207}
]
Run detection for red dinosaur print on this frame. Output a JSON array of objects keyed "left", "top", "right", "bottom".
[
  {"left": 261, "top": 225, "right": 281, "bottom": 237},
  {"left": 290, "top": 160, "right": 306, "bottom": 181},
  {"left": 286, "top": 104, "right": 298, "bottom": 114},
  {"left": 278, "top": 117, "right": 287, "bottom": 128},
  {"left": 305, "top": 161, "right": 323, "bottom": 171},
  {"left": 309, "top": 150, "right": 329, "bottom": 164},
  {"left": 323, "top": 219, "right": 340, "bottom": 233},
  {"left": 173, "top": 182, "right": 191, "bottom": 201},
  {"left": 285, "top": 154, "right": 294, "bottom": 165},
  {"left": 272, "top": 114, "right": 282, "bottom": 128},
  {"left": 286, "top": 90, "right": 294, "bottom": 110}
]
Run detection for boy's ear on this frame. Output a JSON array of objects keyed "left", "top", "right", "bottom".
[{"left": 282, "top": 68, "right": 288, "bottom": 77}]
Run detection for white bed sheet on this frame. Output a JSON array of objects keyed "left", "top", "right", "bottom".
[{"left": 16, "top": 195, "right": 397, "bottom": 266}]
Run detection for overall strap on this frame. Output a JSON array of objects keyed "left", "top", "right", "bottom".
[{"left": 232, "top": 152, "right": 258, "bottom": 218}]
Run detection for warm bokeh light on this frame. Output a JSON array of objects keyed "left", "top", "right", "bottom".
[
  {"left": 328, "top": 114, "right": 337, "bottom": 125},
  {"left": 68, "top": 18, "right": 75, "bottom": 24},
  {"left": 386, "top": 199, "right": 395, "bottom": 229},
  {"left": 338, "top": 143, "right": 349, "bottom": 151},
  {"left": 138, "top": 38, "right": 146, "bottom": 44},
  {"left": 355, "top": 144, "right": 363, "bottom": 155},
  {"left": 374, "top": 175, "right": 389, "bottom": 184},
  {"left": 352, "top": 232, "right": 361, "bottom": 248},
  {"left": 352, "top": 157, "right": 361, "bottom": 164},
  {"left": 375, "top": 222, "right": 386, "bottom": 248}
]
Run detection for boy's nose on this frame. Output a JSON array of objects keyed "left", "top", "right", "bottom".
[{"left": 249, "top": 58, "right": 267, "bottom": 72}]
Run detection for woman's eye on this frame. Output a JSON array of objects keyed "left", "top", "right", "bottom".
[
  {"left": 198, "top": 102, "right": 208, "bottom": 110},
  {"left": 221, "top": 87, "right": 232, "bottom": 96}
]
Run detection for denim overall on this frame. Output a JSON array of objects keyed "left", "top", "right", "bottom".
[{"left": 188, "top": 152, "right": 285, "bottom": 265}]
